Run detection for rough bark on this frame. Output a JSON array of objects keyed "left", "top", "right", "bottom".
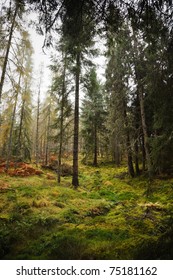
[{"left": 72, "top": 52, "right": 80, "bottom": 188}]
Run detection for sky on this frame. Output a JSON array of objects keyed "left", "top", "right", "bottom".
[
  {"left": 28, "top": 16, "right": 106, "bottom": 103},
  {"left": 29, "top": 28, "right": 52, "bottom": 101},
  {"left": 29, "top": 32, "right": 106, "bottom": 104}
]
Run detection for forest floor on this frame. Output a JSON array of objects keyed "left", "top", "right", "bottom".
[{"left": 0, "top": 160, "right": 173, "bottom": 260}]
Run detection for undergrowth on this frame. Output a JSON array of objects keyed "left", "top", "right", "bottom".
[{"left": 0, "top": 163, "right": 173, "bottom": 259}]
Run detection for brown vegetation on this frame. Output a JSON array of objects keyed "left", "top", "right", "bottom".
[{"left": 0, "top": 161, "right": 44, "bottom": 177}]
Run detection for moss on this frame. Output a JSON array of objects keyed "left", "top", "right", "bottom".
[{"left": 0, "top": 162, "right": 173, "bottom": 259}]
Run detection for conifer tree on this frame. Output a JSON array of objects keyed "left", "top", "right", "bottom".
[
  {"left": 49, "top": 49, "right": 72, "bottom": 183},
  {"left": 81, "top": 67, "right": 106, "bottom": 166},
  {"left": 0, "top": 0, "right": 25, "bottom": 107}
]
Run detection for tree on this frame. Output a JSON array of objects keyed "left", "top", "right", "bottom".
[
  {"left": 81, "top": 67, "right": 106, "bottom": 166},
  {"left": 15, "top": 34, "right": 33, "bottom": 161},
  {"left": 5, "top": 30, "right": 33, "bottom": 168},
  {"left": 35, "top": 66, "right": 43, "bottom": 166},
  {"left": 137, "top": 4, "right": 173, "bottom": 174},
  {"left": 61, "top": 0, "right": 96, "bottom": 187},
  {"left": 105, "top": 22, "right": 135, "bottom": 177},
  {"left": 49, "top": 48, "right": 72, "bottom": 183},
  {"left": 0, "top": 0, "right": 25, "bottom": 109}
]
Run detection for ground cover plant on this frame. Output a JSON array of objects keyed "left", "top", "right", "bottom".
[{"left": 0, "top": 160, "right": 173, "bottom": 260}]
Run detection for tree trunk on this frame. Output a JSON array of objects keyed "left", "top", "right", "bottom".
[
  {"left": 45, "top": 104, "right": 51, "bottom": 166},
  {"left": 17, "top": 81, "right": 28, "bottom": 159},
  {"left": 57, "top": 53, "right": 67, "bottom": 183},
  {"left": 134, "top": 139, "right": 140, "bottom": 175},
  {"left": 114, "top": 136, "right": 120, "bottom": 166},
  {"left": 131, "top": 27, "right": 152, "bottom": 177},
  {"left": 17, "top": 98, "right": 25, "bottom": 157},
  {"left": 123, "top": 100, "right": 135, "bottom": 177},
  {"left": 36, "top": 87, "right": 41, "bottom": 167},
  {"left": 138, "top": 88, "right": 152, "bottom": 177},
  {"left": 72, "top": 52, "right": 80, "bottom": 188},
  {"left": 0, "top": 5, "right": 18, "bottom": 107},
  {"left": 141, "top": 132, "right": 146, "bottom": 171},
  {"left": 93, "top": 120, "right": 98, "bottom": 166},
  {"left": 134, "top": 94, "right": 140, "bottom": 175},
  {"left": 6, "top": 73, "right": 22, "bottom": 171}
]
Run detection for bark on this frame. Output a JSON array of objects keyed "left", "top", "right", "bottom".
[
  {"left": 131, "top": 27, "right": 152, "bottom": 177},
  {"left": 141, "top": 132, "right": 146, "bottom": 171},
  {"left": 72, "top": 52, "right": 80, "bottom": 188},
  {"left": 113, "top": 136, "right": 120, "bottom": 166},
  {"left": 45, "top": 104, "right": 51, "bottom": 166},
  {"left": 123, "top": 100, "right": 135, "bottom": 177},
  {"left": 93, "top": 120, "right": 98, "bottom": 166},
  {"left": 17, "top": 81, "right": 28, "bottom": 158},
  {"left": 36, "top": 86, "right": 41, "bottom": 166},
  {"left": 138, "top": 88, "right": 152, "bottom": 177},
  {"left": 134, "top": 139, "right": 140, "bottom": 175},
  {"left": 6, "top": 73, "right": 22, "bottom": 170},
  {"left": 0, "top": 5, "right": 18, "bottom": 106},
  {"left": 57, "top": 54, "right": 67, "bottom": 183},
  {"left": 17, "top": 98, "right": 25, "bottom": 157},
  {"left": 134, "top": 94, "right": 140, "bottom": 175}
]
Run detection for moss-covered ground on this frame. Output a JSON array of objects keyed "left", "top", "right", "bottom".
[{"left": 0, "top": 162, "right": 173, "bottom": 260}]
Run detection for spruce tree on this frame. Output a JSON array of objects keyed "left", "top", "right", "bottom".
[{"left": 81, "top": 67, "right": 106, "bottom": 166}]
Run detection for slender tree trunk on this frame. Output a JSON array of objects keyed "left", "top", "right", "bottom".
[
  {"left": 138, "top": 88, "right": 152, "bottom": 177},
  {"left": 123, "top": 100, "right": 135, "bottom": 177},
  {"left": 17, "top": 98, "right": 25, "bottom": 157},
  {"left": 93, "top": 120, "right": 98, "bottom": 166},
  {"left": 134, "top": 94, "right": 140, "bottom": 175},
  {"left": 115, "top": 138, "right": 120, "bottom": 166},
  {"left": 57, "top": 55, "right": 67, "bottom": 183},
  {"left": 134, "top": 139, "right": 140, "bottom": 175},
  {"left": 0, "top": 5, "right": 18, "bottom": 107},
  {"left": 141, "top": 132, "right": 146, "bottom": 171},
  {"left": 36, "top": 87, "right": 41, "bottom": 167},
  {"left": 112, "top": 135, "right": 120, "bottom": 166},
  {"left": 72, "top": 52, "right": 80, "bottom": 188},
  {"left": 131, "top": 27, "right": 152, "bottom": 177},
  {"left": 6, "top": 73, "right": 22, "bottom": 171},
  {"left": 45, "top": 104, "right": 51, "bottom": 166},
  {"left": 17, "top": 81, "right": 28, "bottom": 158},
  {"left": 58, "top": 85, "right": 65, "bottom": 183}
]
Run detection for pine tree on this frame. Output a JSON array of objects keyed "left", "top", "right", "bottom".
[
  {"left": 61, "top": 0, "right": 96, "bottom": 187},
  {"left": 0, "top": 0, "right": 25, "bottom": 108},
  {"left": 35, "top": 67, "right": 43, "bottom": 166},
  {"left": 50, "top": 50, "right": 73, "bottom": 183},
  {"left": 5, "top": 30, "right": 33, "bottom": 168},
  {"left": 105, "top": 23, "right": 135, "bottom": 177},
  {"left": 81, "top": 67, "right": 106, "bottom": 166}
]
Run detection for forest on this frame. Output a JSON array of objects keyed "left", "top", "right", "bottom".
[{"left": 0, "top": 0, "right": 173, "bottom": 260}]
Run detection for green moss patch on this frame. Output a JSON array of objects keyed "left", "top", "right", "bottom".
[{"left": 0, "top": 164, "right": 173, "bottom": 259}]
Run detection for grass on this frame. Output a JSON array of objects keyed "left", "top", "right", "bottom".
[{"left": 0, "top": 162, "right": 173, "bottom": 259}]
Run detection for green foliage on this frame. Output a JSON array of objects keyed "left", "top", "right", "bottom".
[{"left": 81, "top": 68, "right": 106, "bottom": 164}]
